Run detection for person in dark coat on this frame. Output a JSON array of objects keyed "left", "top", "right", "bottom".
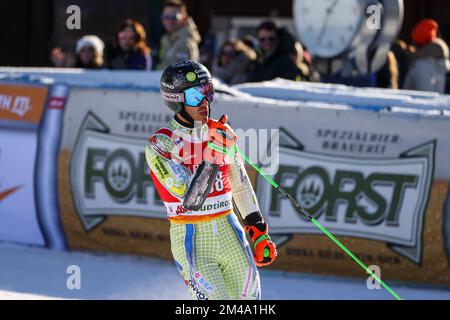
[
  {"left": 403, "top": 19, "right": 449, "bottom": 93},
  {"left": 248, "top": 21, "right": 303, "bottom": 82}
]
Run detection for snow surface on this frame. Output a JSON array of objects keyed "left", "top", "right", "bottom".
[
  {"left": 0, "top": 243, "right": 449, "bottom": 300},
  {"left": 234, "top": 78, "right": 450, "bottom": 113},
  {"left": 1, "top": 68, "right": 449, "bottom": 116}
]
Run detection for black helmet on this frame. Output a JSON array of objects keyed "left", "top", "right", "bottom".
[{"left": 160, "top": 60, "right": 213, "bottom": 113}]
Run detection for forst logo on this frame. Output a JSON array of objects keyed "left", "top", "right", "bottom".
[
  {"left": 84, "top": 148, "right": 152, "bottom": 203},
  {"left": 270, "top": 165, "right": 417, "bottom": 226},
  {"left": 257, "top": 128, "right": 435, "bottom": 264}
]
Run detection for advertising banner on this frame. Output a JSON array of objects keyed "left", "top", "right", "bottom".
[
  {"left": 216, "top": 96, "right": 450, "bottom": 284},
  {"left": 58, "top": 86, "right": 450, "bottom": 284},
  {"left": 0, "top": 83, "right": 48, "bottom": 245},
  {"left": 0, "top": 84, "right": 47, "bottom": 124}
]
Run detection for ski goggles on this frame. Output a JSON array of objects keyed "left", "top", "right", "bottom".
[{"left": 183, "top": 82, "right": 214, "bottom": 107}]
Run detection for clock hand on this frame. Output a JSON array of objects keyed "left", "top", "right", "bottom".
[
  {"left": 318, "top": 0, "right": 340, "bottom": 44},
  {"left": 318, "top": 20, "right": 328, "bottom": 44},
  {"left": 327, "top": 0, "right": 340, "bottom": 15}
]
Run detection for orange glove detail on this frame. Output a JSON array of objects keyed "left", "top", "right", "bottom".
[
  {"left": 244, "top": 222, "right": 277, "bottom": 267},
  {"left": 204, "top": 114, "right": 237, "bottom": 164}
]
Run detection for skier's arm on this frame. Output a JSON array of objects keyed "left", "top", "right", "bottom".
[
  {"left": 146, "top": 131, "right": 223, "bottom": 208},
  {"left": 228, "top": 150, "right": 277, "bottom": 267},
  {"left": 145, "top": 134, "right": 191, "bottom": 199},
  {"left": 211, "top": 113, "right": 266, "bottom": 221},
  {"left": 227, "top": 150, "right": 261, "bottom": 219}
]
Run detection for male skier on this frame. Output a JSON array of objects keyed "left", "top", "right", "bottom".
[{"left": 145, "top": 60, "right": 277, "bottom": 300}]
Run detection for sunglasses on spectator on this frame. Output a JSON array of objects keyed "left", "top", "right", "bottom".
[
  {"left": 258, "top": 36, "right": 277, "bottom": 43},
  {"left": 162, "top": 13, "right": 183, "bottom": 21},
  {"left": 184, "top": 83, "right": 214, "bottom": 107}
]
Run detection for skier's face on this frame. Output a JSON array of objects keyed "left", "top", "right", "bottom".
[{"left": 183, "top": 99, "right": 209, "bottom": 124}]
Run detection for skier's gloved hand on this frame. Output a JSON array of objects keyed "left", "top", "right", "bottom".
[
  {"left": 204, "top": 114, "right": 237, "bottom": 164},
  {"left": 244, "top": 212, "right": 277, "bottom": 267}
]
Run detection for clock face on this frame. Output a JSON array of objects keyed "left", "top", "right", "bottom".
[{"left": 294, "top": 0, "right": 364, "bottom": 58}]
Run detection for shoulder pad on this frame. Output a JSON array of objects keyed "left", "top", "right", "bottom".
[{"left": 149, "top": 128, "right": 182, "bottom": 160}]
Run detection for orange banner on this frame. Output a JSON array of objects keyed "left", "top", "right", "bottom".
[{"left": 0, "top": 84, "right": 48, "bottom": 124}]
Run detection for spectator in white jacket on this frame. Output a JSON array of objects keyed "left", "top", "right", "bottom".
[{"left": 403, "top": 19, "right": 450, "bottom": 93}]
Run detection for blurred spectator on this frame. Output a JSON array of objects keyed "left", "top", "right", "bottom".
[
  {"left": 240, "top": 35, "right": 258, "bottom": 51},
  {"left": 50, "top": 47, "right": 75, "bottom": 68},
  {"left": 390, "top": 40, "right": 414, "bottom": 89},
  {"left": 198, "top": 32, "right": 216, "bottom": 69},
  {"left": 288, "top": 39, "right": 319, "bottom": 82},
  {"left": 248, "top": 21, "right": 304, "bottom": 82},
  {"left": 105, "top": 19, "right": 152, "bottom": 70},
  {"left": 403, "top": 19, "right": 450, "bottom": 93},
  {"left": 75, "top": 36, "right": 105, "bottom": 69},
  {"left": 376, "top": 51, "right": 399, "bottom": 89},
  {"left": 301, "top": 49, "right": 321, "bottom": 82},
  {"left": 213, "top": 39, "right": 257, "bottom": 85},
  {"left": 50, "top": 35, "right": 104, "bottom": 69},
  {"left": 155, "top": 0, "right": 201, "bottom": 70}
]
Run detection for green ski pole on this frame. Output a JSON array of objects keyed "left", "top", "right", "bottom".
[{"left": 207, "top": 141, "right": 403, "bottom": 301}]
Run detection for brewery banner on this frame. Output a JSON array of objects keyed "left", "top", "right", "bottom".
[
  {"left": 57, "top": 86, "right": 450, "bottom": 284},
  {"left": 1, "top": 69, "right": 449, "bottom": 284}
]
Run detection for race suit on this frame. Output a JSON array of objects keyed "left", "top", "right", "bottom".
[{"left": 145, "top": 117, "right": 261, "bottom": 300}]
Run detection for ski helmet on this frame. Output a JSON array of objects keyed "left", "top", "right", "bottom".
[{"left": 160, "top": 60, "right": 213, "bottom": 114}]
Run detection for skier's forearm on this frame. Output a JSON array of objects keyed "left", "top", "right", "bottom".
[
  {"left": 228, "top": 151, "right": 261, "bottom": 220},
  {"left": 228, "top": 149, "right": 278, "bottom": 267}
]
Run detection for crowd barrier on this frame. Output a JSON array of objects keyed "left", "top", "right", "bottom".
[{"left": 1, "top": 68, "right": 450, "bottom": 285}]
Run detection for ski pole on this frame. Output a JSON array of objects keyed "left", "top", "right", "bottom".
[{"left": 207, "top": 141, "right": 403, "bottom": 301}]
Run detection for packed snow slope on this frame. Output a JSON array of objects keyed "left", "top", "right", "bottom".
[{"left": 0, "top": 243, "right": 449, "bottom": 300}]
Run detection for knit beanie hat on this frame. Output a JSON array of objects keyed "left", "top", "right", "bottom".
[
  {"left": 411, "top": 19, "right": 438, "bottom": 46},
  {"left": 76, "top": 35, "right": 105, "bottom": 55}
]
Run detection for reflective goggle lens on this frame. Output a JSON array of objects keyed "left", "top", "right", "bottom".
[{"left": 184, "top": 83, "right": 214, "bottom": 107}]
